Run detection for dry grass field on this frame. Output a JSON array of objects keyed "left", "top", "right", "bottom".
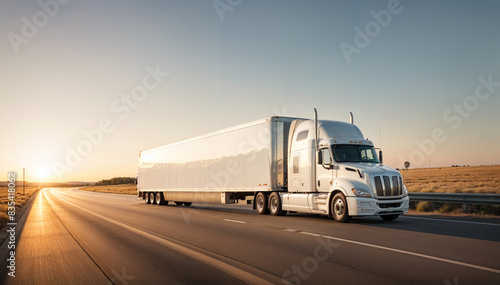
[
  {"left": 3, "top": 165, "right": 498, "bottom": 227},
  {"left": 401, "top": 165, "right": 500, "bottom": 215},
  {"left": 400, "top": 165, "right": 500, "bottom": 194},
  {"left": 80, "top": 184, "right": 137, "bottom": 195},
  {"left": 0, "top": 186, "right": 40, "bottom": 229},
  {"left": 76, "top": 166, "right": 500, "bottom": 198}
]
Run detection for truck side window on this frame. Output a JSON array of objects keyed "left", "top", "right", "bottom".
[
  {"left": 293, "top": 155, "right": 300, "bottom": 174},
  {"left": 360, "top": 149, "right": 374, "bottom": 160},
  {"left": 296, "top": 131, "right": 308, "bottom": 141},
  {"left": 321, "top": 148, "right": 332, "bottom": 165}
]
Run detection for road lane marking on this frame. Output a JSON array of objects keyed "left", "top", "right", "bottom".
[
  {"left": 41, "top": 190, "right": 114, "bottom": 283},
  {"left": 48, "top": 189, "right": 273, "bottom": 285},
  {"left": 299, "top": 231, "right": 321, "bottom": 237},
  {"left": 224, "top": 219, "right": 246, "bottom": 224},
  {"left": 402, "top": 215, "right": 500, "bottom": 227},
  {"left": 283, "top": 228, "right": 500, "bottom": 275}
]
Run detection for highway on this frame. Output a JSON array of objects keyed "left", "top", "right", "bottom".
[{"left": 3, "top": 188, "right": 500, "bottom": 284}]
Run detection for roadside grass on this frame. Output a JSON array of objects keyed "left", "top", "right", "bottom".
[
  {"left": 80, "top": 184, "right": 137, "bottom": 195},
  {"left": 400, "top": 165, "right": 500, "bottom": 215},
  {"left": 400, "top": 165, "right": 500, "bottom": 194},
  {"left": 0, "top": 186, "right": 40, "bottom": 229},
  {"left": 78, "top": 166, "right": 500, "bottom": 216}
]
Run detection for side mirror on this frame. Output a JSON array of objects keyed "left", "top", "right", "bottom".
[
  {"left": 379, "top": 150, "right": 383, "bottom": 164},
  {"left": 318, "top": 148, "right": 333, "bottom": 169}
]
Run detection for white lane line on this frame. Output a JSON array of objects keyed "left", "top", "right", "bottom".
[
  {"left": 402, "top": 215, "right": 500, "bottom": 227},
  {"left": 284, "top": 228, "right": 500, "bottom": 275},
  {"left": 299, "top": 231, "right": 321, "bottom": 237},
  {"left": 224, "top": 219, "right": 246, "bottom": 224},
  {"left": 48, "top": 190, "right": 272, "bottom": 285}
]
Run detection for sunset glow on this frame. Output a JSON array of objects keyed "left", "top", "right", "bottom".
[{"left": 1, "top": 1, "right": 498, "bottom": 182}]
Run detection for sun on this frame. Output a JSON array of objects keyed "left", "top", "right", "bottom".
[{"left": 36, "top": 167, "right": 49, "bottom": 180}]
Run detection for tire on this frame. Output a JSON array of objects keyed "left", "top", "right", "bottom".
[
  {"left": 268, "top": 192, "right": 286, "bottom": 216},
  {"left": 156, "top": 192, "right": 167, "bottom": 205},
  {"left": 331, "top": 193, "right": 351, "bottom": 223},
  {"left": 175, "top": 201, "right": 183, "bottom": 206},
  {"left": 381, "top": 214, "right": 400, "bottom": 221},
  {"left": 183, "top": 202, "right": 192, "bottom": 206},
  {"left": 145, "top": 192, "right": 151, "bottom": 204},
  {"left": 255, "top": 192, "right": 269, "bottom": 215},
  {"left": 150, "top": 192, "right": 156, "bottom": 205}
]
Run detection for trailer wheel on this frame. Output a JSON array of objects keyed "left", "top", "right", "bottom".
[
  {"left": 331, "top": 193, "right": 351, "bottom": 223},
  {"left": 381, "top": 214, "right": 399, "bottom": 221},
  {"left": 255, "top": 192, "right": 269, "bottom": 215},
  {"left": 156, "top": 192, "right": 167, "bottom": 205},
  {"left": 183, "top": 202, "right": 192, "bottom": 206},
  {"left": 145, "top": 192, "right": 151, "bottom": 204},
  {"left": 269, "top": 192, "right": 286, "bottom": 216},
  {"left": 150, "top": 192, "right": 156, "bottom": 205},
  {"left": 175, "top": 201, "right": 183, "bottom": 206}
]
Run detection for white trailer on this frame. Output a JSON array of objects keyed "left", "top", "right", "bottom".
[{"left": 138, "top": 109, "right": 409, "bottom": 222}]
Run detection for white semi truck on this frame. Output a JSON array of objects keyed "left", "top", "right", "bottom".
[{"left": 137, "top": 109, "right": 409, "bottom": 222}]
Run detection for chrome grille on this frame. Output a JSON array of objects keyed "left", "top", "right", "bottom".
[
  {"left": 374, "top": 176, "right": 383, "bottom": 196},
  {"left": 373, "top": 175, "right": 402, "bottom": 197}
]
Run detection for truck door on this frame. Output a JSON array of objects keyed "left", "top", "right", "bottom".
[{"left": 317, "top": 147, "right": 334, "bottom": 192}]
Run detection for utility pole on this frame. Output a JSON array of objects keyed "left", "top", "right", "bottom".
[{"left": 23, "top": 168, "right": 25, "bottom": 195}]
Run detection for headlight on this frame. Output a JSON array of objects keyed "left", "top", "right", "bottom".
[
  {"left": 402, "top": 186, "right": 408, "bottom": 197},
  {"left": 351, "top": 188, "right": 372, "bottom": 198}
]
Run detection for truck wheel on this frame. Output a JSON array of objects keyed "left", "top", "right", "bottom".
[
  {"left": 381, "top": 214, "right": 400, "bottom": 221},
  {"left": 183, "top": 202, "right": 192, "bottom": 206},
  {"left": 175, "top": 201, "right": 183, "bottom": 206},
  {"left": 255, "top": 192, "right": 269, "bottom": 215},
  {"left": 156, "top": 192, "right": 167, "bottom": 205},
  {"left": 331, "top": 193, "right": 351, "bottom": 223},
  {"left": 150, "top": 192, "right": 156, "bottom": 205},
  {"left": 269, "top": 192, "right": 286, "bottom": 216},
  {"left": 145, "top": 192, "right": 151, "bottom": 204}
]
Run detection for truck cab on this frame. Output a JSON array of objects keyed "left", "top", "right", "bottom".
[{"left": 281, "top": 117, "right": 410, "bottom": 222}]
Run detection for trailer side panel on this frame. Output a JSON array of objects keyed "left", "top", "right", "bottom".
[{"left": 138, "top": 117, "right": 294, "bottom": 194}]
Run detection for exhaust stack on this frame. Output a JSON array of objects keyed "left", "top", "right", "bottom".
[
  {"left": 313, "top": 108, "right": 318, "bottom": 191},
  {"left": 314, "top": 108, "right": 318, "bottom": 149},
  {"left": 350, "top": 112, "right": 354, "bottom": 124}
]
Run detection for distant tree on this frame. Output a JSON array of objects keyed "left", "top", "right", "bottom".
[
  {"left": 96, "top": 177, "right": 135, "bottom": 186},
  {"left": 404, "top": 161, "right": 410, "bottom": 170}
]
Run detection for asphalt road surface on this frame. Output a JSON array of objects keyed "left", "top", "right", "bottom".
[{"left": 3, "top": 188, "right": 500, "bottom": 284}]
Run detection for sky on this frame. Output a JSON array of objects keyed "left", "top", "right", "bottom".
[{"left": 1, "top": 0, "right": 499, "bottom": 182}]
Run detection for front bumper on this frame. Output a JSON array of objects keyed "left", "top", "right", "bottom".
[{"left": 346, "top": 196, "right": 410, "bottom": 216}]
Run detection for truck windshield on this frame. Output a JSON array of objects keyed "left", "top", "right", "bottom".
[{"left": 332, "top": 145, "right": 380, "bottom": 163}]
